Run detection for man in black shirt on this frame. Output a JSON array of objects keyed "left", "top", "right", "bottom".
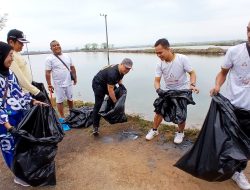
[{"left": 92, "top": 58, "right": 133, "bottom": 136}]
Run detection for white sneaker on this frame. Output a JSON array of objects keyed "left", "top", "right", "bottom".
[
  {"left": 14, "top": 177, "right": 30, "bottom": 187},
  {"left": 232, "top": 171, "right": 250, "bottom": 190},
  {"left": 174, "top": 132, "right": 184, "bottom": 144},
  {"left": 145, "top": 129, "right": 159, "bottom": 140}
]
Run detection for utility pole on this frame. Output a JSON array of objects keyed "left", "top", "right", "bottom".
[{"left": 100, "top": 13, "right": 110, "bottom": 65}]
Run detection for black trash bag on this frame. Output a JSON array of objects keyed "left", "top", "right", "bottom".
[
  {"left": 174, "top": 93, "right": 250, "bottom": 182},
  {"left": 235, "top": 107, "right": 250, "bottom": 137},
  {"left": 32, "top": 81, "right": 50, "bottom": 105},
  {"left": 153, "top": 89, "right": 195, "bottom": 124},
  {"left": 99, "top": 84, "right": 127, "bottom": 124},
  {"left": 12, "top": 105, "right": 64, "bottom": 186},
  {"left": 64, "top": 106, "right": 93, "bottom": 128}
]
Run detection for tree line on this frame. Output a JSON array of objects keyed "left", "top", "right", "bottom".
[
  {"left": 0, "top": 13, "right": 8, "bottom": 31},
  {"left": 82, "top": 43, "right": 114, "bottom": 50}
]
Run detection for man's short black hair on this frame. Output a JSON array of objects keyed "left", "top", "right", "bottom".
[{"left": 154, "top": 38, "right": 170, "bottom": 48}]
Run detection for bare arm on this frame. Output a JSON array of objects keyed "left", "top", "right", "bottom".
[
  {"left": 188, "top": 70, "right": 199, "bottom": 94},
  {"left": 4, "top": 122, "right": 12, "bottom": 130},
  {"left": 45, "top": 70, "right": 52, "bottom": 85},
  {"left": 45, "top": 70, "right": 54, "bottom": 92},
  {"left": 210, "top": 68, "right": 229, "bottom": 96},
  {"left": 107, "top": 84, "right": 117, "bottom": 103},
  {"left": 154, "top": 77, "right": 161, "bottom": 90},
  {"left": 10, "top": 62, "right": 40, "bottom": 95}
]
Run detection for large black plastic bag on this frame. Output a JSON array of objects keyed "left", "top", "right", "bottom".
[
  {"left": 154, "top": 89, "right": 195, "bottom": 124},
  {"left": 64, "top": 106, "right": 93, "bottom": 128},
  {"left": 12, "top": 105, "right": 64, "bottom": 186},
  {"left": 174, "top": 93, "right": 250, "bottom": 182},
  {"left": 235, "top": 107, "right": 250, "bottom": 137},
  {"left": 99, "top": 84, "right": 127, "bottom": 124},
  {"left": 32, "top": 81, "right": 51, "bottom": 105}
]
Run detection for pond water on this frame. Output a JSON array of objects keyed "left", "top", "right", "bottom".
[{"left": 26, "top": 52, "right": 225, "bottom": 129}]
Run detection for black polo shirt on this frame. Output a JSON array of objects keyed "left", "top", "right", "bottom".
[{"left": 93, "top": 64, "right": 124, "bottom": 90}]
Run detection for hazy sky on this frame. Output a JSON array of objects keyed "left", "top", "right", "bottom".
[{"left": 0, "top": 0, "right": 249, "bottom": 51}]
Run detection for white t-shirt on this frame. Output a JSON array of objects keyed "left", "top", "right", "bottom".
[
  {"left": 155, "top": 54, "right": 193, "bottom": 90},
  {"left": 45, "top": 54, "right": 73, "bottom": 87},
  {"left": 222, "top": 43, "right": 250, "bottom": 110}
]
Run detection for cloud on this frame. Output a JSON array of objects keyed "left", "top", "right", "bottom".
[{"left": 0, "top": 0, "right": 249, "bottom": 50}]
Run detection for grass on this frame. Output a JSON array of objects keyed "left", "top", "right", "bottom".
[
  {"left": 126, "top": 114, "right": 200, "bottom": 141},
  {"left": 51, "top": 98, "right": 200, "bottom": 141}
]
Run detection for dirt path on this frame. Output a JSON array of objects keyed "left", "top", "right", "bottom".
[{"left": 0, "top": 121, "right": 248, "bottom": 190}]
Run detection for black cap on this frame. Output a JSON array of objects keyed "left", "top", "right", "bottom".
[{"left": 7, "top": 29, "right": 29, "bottom": 43}]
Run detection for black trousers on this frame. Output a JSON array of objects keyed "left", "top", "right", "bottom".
[{"left": 92, "top": 80, "right": 106, "bottom": 128}]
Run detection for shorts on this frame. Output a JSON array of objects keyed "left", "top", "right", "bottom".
[{"left": 54, "top": 85, "right": 73, "bottom": 103}]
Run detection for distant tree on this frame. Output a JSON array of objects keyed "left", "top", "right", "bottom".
[
  {"left": 84, "top": 43, "right": 91, "bottom": 50},
  {"left": 109, "top": 44, "right": 114, "bottom": 49},
  {"left": 0, "top": 13, "right": 8, "bottom": 31},
  {"left": 100, "top": 43, "right": 114, "bottom": 49},
  {"left": 91, "top": 43, "right": 98, "bottom": 50},
  {"left": 101, "top": 42, "right": 107, "bottom": 49}
]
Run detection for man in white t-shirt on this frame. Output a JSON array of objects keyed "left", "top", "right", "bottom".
[
  {"left": 45, "top": 40, "right": 77, "bottom": 118},
  {"left": 146, "top": 38, "right": 199, "bottom": 144},
  {"left": 210, "top": 21, "right": 250, "bottom": 190}
]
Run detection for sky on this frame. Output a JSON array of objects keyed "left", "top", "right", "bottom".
[{"left": 0, "top": 0, "right": 250, "bottom": 51}]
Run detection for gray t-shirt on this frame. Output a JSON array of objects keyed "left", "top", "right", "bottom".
[
  {"left": 222, "top": 43, "right": 250, "bottom": 110},
  {"left": 155, "top": 54, "right": 193, "bottom": 90}
]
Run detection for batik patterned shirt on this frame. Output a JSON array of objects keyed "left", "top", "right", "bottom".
[{"left": 0, "top": 70, "right": 32, "bottom": 124}]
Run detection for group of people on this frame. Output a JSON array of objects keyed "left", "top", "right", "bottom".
[
  {"left": 0, "top": 20, "right": 250, "bottom": 189},
  {"left": 0, "top": 40, "right": 47, "bottom": 186},
  {"left": 0, "top": 29, "right": 78, "bottom": 186},
  {"left": 90, "top": 21, "right": 250, "bottom": 190}
]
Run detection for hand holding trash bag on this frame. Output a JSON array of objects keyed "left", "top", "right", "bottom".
[
  {"left": 32, "top": 99, "right": 49, "bottom": 106},
  {"left": 210, "top": 84, "right": 221, "bottom": 96},
  {"left": 7, "top": 126, "right": 18, "bottom": 135},
  {"left": 34, "top": 91, "right": 47, "bottom": 101},
  {"left": 156, "top": 88, "right": 165, "bottom": 97},
  {"left": 189, "top": 83, "right": 199, "bottom": 94}
]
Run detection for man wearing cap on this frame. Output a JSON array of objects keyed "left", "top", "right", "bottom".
[
  {"left": 92, "top": 58, "right": 133, "bottom": 136},
  {"left": 7, "top": 29, "right": 46, "bottom": 101}
]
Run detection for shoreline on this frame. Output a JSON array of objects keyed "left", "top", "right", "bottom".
[{"left": 24, "top": 47, "right": 227, "bottom": 56}]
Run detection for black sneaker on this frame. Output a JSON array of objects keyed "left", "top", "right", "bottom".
[{"left": 93, "top": 127, "right": 99, "bottom": 136}]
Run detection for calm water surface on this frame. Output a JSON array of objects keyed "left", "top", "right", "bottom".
[{"left": 26, "top": 52, "right": 225, "bottom": 129}]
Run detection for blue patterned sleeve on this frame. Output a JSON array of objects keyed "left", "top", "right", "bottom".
[
  {"left": 0, "top": 72, "right": 33, "bottom": 122},
  {"left": 0, "top": 108, "right": 9, "bottom": 124}
]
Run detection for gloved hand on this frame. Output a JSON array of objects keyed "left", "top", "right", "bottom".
[
  {"left": 156, "top": 88, "right": 165, "bottom": 97},
  {"left": 34, "top": 91, "right": 46, "bottom": 101}
]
